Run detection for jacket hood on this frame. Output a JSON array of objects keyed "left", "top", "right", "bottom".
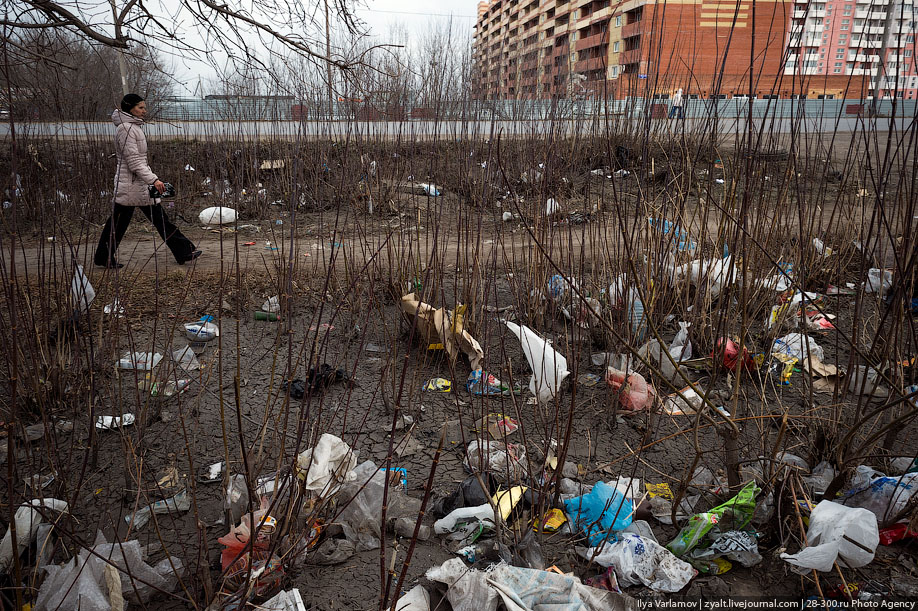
[{"left": 111, "top": 108, "right": 144, "bottom": 126}]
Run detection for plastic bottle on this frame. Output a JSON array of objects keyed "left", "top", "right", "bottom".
[{"left": 255, "top": 311, "right": 280, "bottom": 321}]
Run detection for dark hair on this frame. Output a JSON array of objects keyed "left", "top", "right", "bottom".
[{"left": 120, "top": 93, "right": 144, "bottom": 113}]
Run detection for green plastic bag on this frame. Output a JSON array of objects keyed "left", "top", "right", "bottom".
[{"left": 667, "top": 481, "right": 759, "bottom": 557}]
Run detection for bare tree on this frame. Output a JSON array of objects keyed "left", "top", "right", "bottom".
[
  {"left": 0, "top": 0, "right": 364, "bottom": 73},
  {"left": 3, "top": 29, "right": 173, "bottom": 119}
]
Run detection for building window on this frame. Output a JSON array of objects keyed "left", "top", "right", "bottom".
[
  {"left": 834, "top": 67, "right": 842, "bottom": 72},
  {"left": 908, "top": 35, "right": 915, "bottom": 43},
  {"left": 836, "top": 52, "right": 845, "bottom": 58},
  {"left": 613, "top": 41, "right": 620, "bottom": 52},
  {"left": 817, "top": 93, "right": 835, "bottom": 99},
  {"left": 841, "top": 19, "right": 849, "bottom": 29},
  {"left": 610, "top": 65, "right": 619, "bottom": 77},
  {"left": 843, "top": 7, "right": 851, "bottom": 14},
  {"left": 905, "top": 50, "right": 913, "bottom": 57},
  {"left": 615, "top": 15, "right": 622, "bottom": 26},
  {"left": 839, "top": 33, "right": 847, "bottom": 39}
]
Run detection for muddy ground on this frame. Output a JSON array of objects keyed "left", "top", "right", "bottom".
[{"left": 2, "top": 136, "right": 918, "bottom": 609}]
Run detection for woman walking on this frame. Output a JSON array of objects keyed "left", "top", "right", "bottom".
[{"left": 94, "top": 93, "right": 201, "bottom": 269}]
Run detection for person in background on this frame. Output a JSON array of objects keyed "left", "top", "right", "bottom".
[
  {"left": 669, "top": 88, "right": 685, "bottom": 120},
  {"left": 94, "top": 93, "right": 201, "bottom": 269}
]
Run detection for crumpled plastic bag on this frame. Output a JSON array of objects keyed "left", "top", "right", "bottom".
[
  {"left": 464, "top": 440, "right": 527, "bottom": 481},
  {"left": 426, "top": 558, "right": 633, "bottom": 611},
  {"left": 687, "top": 530, "right": 762, "bottom": 568},
  {"left": 394, "top": 585, "right": 430, "bottom": 611},
  {"left": 198, "top": 206, "right": 237, "bottom": 225},
  {"left": 780, "top": 500, "right": 879, "bottom": 573},
  {"left": 295, "top": 433, "right": 357, "bottom": 496},
  {"left": 434, "top": 503, "right": 496, "bottom": 546},
  {"left": 671, "top": 255, "right": 736, "bottom": 300},
  {"left": 577, "top": 534, "right": 695, "bottom": 593},
  {"left": 605, "top": 367, "right": 655, "bottom": 412},
  {"left": 864, "top": 268, "right": 893, "bottom": 294},
  {"left": 772, "top": 333, "right": 825, "bottom": 363},
  {"left": 505, "top": 321, "right": 570, "bottom": 404},
  {"left": 667, "top": 482, "right": 758, "bottom": 557},
  {"left": 336, "top": 460, "right": 421, "bottom": 551},
  {"left": 841, "top": 471, "right": 918, "bottom": 523},
  {"left": 669, "top": 322, "right": 692, "bottom": 361},
  {"left": 34, "top": 533, "right": 183, "bottom": 611},
  {"left": 262, "top": 588, "right": 306, "bottom": 611},
  {"left": 71, "top": 264, "right": 95, "bottom": 313},
  {"left": 0, "top": 498, "right": 69, "bottom": 573},
  {"left": 564, "top": 481, "right": 633, "bottom": 546}
]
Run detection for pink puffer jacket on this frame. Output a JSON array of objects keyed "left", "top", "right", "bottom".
[{"left": 111, "top": 109, "right": 158, "bottom": 206}]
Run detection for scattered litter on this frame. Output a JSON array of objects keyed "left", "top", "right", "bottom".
[
  {"left": 467, "top": 370, "right": 518, "bottom": 396},
  {"left": 117, "top": 352, "right": 163, "bottom": 371},
  {"left": 199, "top": 461, "right": 223, "bottom": 484},
  {"left": 605, "top": 367, "right": 655, "bottom": 412},
  {"left": 667, "top": 482, "right": 758, "bottom": 557},
  {"left": 260, "top": 159, "right": 286, "bottom": 170},
  {"left": 184, "top": 319, "right": 219, "bottom": 342},
  {"left": 262, "top": 588, "right": 307, "bottom": 611},
  {"left": 0, "top": 498, "right": 69, "bottom": 572},
  {"left": 649, "top": 218, "right": 696, "bottom": 251},
  {"left": 841, "top": 471, "right": 918, "bottom": 522},
  {"left": 502, "top": 211, "right": 513, "bottom": 222},
  {"left": 103, "top": 300, "right": 124, "bottom": 317},
  {"left": 172, "top": 346, "right": 201, "bottom": 373},
  {"left": 71, "top": 264, "right": 95, "bottom": 313},
  {"left": 401, "top": 293, "right": 484, "bottom": 370},
  {"left": 424, "top": 377, "right": 452, "bottom": 392},
  {"left": 847, "top": 365, "right": 889, "bottom": 398},
  {"left": 865, "top": 268, "right": 893, "bottom": 294},
  {"left": 34, "top": 533, "right": 182, "bottom": 610},
  {"left": 546, "top": 198, "right": 561, "bottom": 216},
  {"left": 95, "top": 413, "right": 136, "bottom": 430},
  {"left": 283, "top": 365, "right": 350, "bottom": 399},
  {"left": 465, "top": 440, "right": 526, "bottom": 480},
  {"left": 478, "top": 413, "right": 519, "bottom": 438},
  {"left": 393, "top": 585, "right": 430, "bottom": 611},
  {"left": 262, "top": 296, "right": 280, "bottom": 313},
  {"left": 198, "top": 206, "right": 237, "bottom": 225},
  {"left": 295, "top": 433, "right": 357, "bottom": 495},
  {"left": 564, "top": 480, "right": 633, "bottom": 546},
  {"left": 126, "top": 490, "right": 191, "bottom": 530},
  {"left": 781, "top": 500, "right": 879, "bottom": 572},
  {"left": 184, "top": 164, "right": 195, "bottom": 171}
]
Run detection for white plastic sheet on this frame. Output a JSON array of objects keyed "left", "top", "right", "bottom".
[
  {"left": 395, "top": 585, "right": 430, "bottom": 611},
  {"left": 505, "top": 321, "right": 570, "bottom": 404},
  {"left": 780, "top": 500, "right": 879, "bottom": 573},
  {"left": 865, "top": 268, "right": 893, "bottom": 294}
]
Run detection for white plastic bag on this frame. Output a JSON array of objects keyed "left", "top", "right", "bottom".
[
  {"left": 71, "top": 265, "right": 95, "bottom": 313},
  {"left": 183, "top": 321, "right": 219, "bottom": 342},
  {"left": 464, "top": 440, "right": 526, "bottom": 480},
  {"left": 295, "top": 433, "right": 357, "bottom": 495},
  {"left": 198, "top": 206, "right": 237, "bottom": 225},
  {"left": 262, "top": 588, "right": 307, "bottom": 611},
  {"left": 172, "top": 346, "right": 201, "bottom": 373},
  {"left": 425, "top": 558, "right": 500, "bottom": 611},
  {"left": 504, "top": 321, "right": 570, "bottom": 404},
  {"left": 578, "top": 534, "right": 695, "bottom": 593},
  {"left": 669, "top": 322, "right": 692, "bottom": 361},
  {"left": 117, "top": 352, "right": 162, "bottom": 371},
  {"left": 262, "top": 296, "right": 280, "bottom": 313},
  {"left": 865, "top": 268, "right": 892, "bottom": 294},
  {"left": 842, "top": 471, "right": 918, "bottom": 522},
  {"left": 394, "top": 585, "right": 430, "bottom": 611},
  {"left": 0, "top": 499, "right": 69, "bottom": 572},
  {"left": 772, "top": 333, "right": 825, "bottom": 362},
  {"left": 545, "top": 198, "right": 561, "bottom": 216},
  {"left": 780, "top": 500, "right": 879, "bottom": 572},
  {"left": 847, "top": 365, "right": 889, "bottom": 398},
  {"left": 433, "top": 503, "right": 496, "bottom": 543}
]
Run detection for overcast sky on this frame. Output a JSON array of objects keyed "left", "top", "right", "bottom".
[{"left": 169, "top": 0, "right": 479, "bottom": 95}]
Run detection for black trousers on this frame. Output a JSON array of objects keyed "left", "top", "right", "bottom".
[{"left": 94, "top": 203, "right": 196, "bottom": 265}]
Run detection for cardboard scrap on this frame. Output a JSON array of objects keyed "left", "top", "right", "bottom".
[
  {"left": 801, "top": 355, "right": 842, "bottom": 394},
  {"left": 400, "top": 293, "right": 484, "bottom": 370}
]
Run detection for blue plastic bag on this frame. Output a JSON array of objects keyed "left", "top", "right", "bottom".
[{"left": 564, "top": 481, "right": 633, "bottom": 546}]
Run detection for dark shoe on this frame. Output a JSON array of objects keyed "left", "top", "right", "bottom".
[
  {"left": 96, "top": 261, "right": 124, "bottom": 269},
  {"left": 177, "top": 250, "right": 202, "bottom": 265}
]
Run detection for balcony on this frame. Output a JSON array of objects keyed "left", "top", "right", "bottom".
[
  {"left": 618, "top": 48, "right": 643, "bottom": 65},
  {"left": 576, "top": 32, "right": 607, "bottom": 50},
  {"left": 574, "top": 56, "right": 607, "bottom": 72},
  {"left": 622, "top": 21, "right": 643, "bottom": 38}
]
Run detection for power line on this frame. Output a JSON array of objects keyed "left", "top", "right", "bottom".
[{"left": 356, "top": 8, "right": 476, "bottom": 19}]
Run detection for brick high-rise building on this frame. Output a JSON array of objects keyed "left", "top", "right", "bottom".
[{"left": 472, "top": 0, "right": 916, "bottom": 99}]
